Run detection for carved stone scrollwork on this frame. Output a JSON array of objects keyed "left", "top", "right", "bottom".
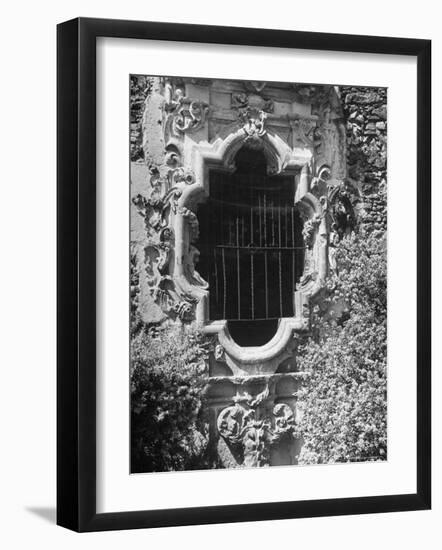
[
  {"left": 163, "top": 79, "right": 209, "bottom": 136},
  {"left": 177, "top": 205, "right": 200, "bottom": 242},
  {"left": 214, "top": 344, "right": 225, "bottom": 362},
  {"left": 171, "top": 300, "right": 195, "bottom": 321},
  {"left": 217, "top": 404, "right": 272, "bottom": 467},
  {"left": 301, "top": 214, "right": 321, "bottom": 248},
  {"left": 232, "top": 93, "right": 274, "bottom": 117},
  {"left": 291, "top": 84, "right": 331, "bottom": 105},
  {"left": 232, "top": 92, "right": 274, "bottom": 148},
  {"left": 173, "top": 97, "right": 209, "bottom": 134},
  {"left": 184, "top": 245, "right": 209, "bottom": 289},
  {"left": 217, "top": 394, "right": 297, "bottom": 467},
  {"left": 291, "top": 117, "right": 320, "bottom": 148},
  {"left": 132, "top": 170, "right": 202, "bottom": 322},
  {"left": 166, "top": 95, "right": 208, "bottom": 136},
  {"left": 271, "top": 403, "right": 296, "bottom": 443},
  {"left": 142, "top": 225, "right": 195, "bottom": 321},
  {"left": 243, "top": 111, "right": 268, "bottom": 145},
  {"left": 152, "top": 273, "right": 196, "bottom": 322},
  {"left": 170, "top": 166, "right": 195, "bottom": 186},
  {"left": 244, "top": 81, "right": 267, "bottom": 93}
]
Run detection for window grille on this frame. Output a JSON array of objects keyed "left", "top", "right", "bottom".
[{"left": 198, "top": 148, "right": 304, "bottom": 322}]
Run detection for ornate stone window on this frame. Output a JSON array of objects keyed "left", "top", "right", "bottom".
[
  {"left": 133, "top": 76, "right": 347, "bottom": 365},
  {"left": 197, "top": 146, "right": 305, "bottom": 346}
]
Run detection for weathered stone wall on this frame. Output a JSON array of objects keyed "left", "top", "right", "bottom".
[
  {"left": 340, "top": 86, "right": 387, "bottom": 233},
  {"left": 130, "top": 75, "right": 150, "bottom": 162}
]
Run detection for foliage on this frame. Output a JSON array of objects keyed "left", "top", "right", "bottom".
[
  {"left": 296, "top": 227, "right": 387, "bottom": 464},
  {"left": 130, "top": 325, "right": 213, "bottom": 473}
]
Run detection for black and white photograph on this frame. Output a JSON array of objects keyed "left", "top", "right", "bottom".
[
  {"left": 130, "top": 76, "right": 388, "bottom": 473},
  {"left": 0, "top": 0, "right": 435, "bottom": 543}
]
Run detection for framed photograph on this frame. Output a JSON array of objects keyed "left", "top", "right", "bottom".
[{"left": 57, "top": 17, "right": 431, "bottom": 532}]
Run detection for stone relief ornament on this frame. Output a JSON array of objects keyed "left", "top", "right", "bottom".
[
  {"left": 214, "top": 344, "right": 225, "bottom": 362},
  {"left": 302, "top": 214, "right": 322, "bottom": 248},
  {"left": 272, "top": 403, "right": 296, "bottom": 443},
  {"left": 177, "top": 206, "right": 200, "bottom": 242},
  {"left": 163, "top": 78, "right": 210, "bottom": 137},
  {"left": 243, "top": 111, "right": 268, "bottom": 143},
  {"left": 232, "top": 92, "right": 274, "bottom": 118},
  {"left": 183, "top": 245, "right": 209, "bottom": 289},
  {"left": 217, "top": 385, "right": 297, "bottom": 467},
  {"left": 132, "top": 169, "right": 202, "bottom": 322},
  {"left": 244, "top": 81, "right": 267, "bottom": 93},
  {"left": 292, "top": 84, "right": 332, "bottom": 106},
  {"left": 172, "top": 97, "right": 209, "bottom": 134},
  {"left": 232, "top": 92, "right": 274, "bottom": 146},
  {"left": 291, "top": 117, "right": 321, "bottom": 148}
]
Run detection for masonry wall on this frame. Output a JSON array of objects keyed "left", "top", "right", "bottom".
[
  {"left": 130, "top": 75, "right": 150, "bottom": 162},
  {"left": 340, "top": 86, "right": 387, "bottom": 233}
]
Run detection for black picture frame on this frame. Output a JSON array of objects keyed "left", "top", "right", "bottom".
[{"left": 57, "top": 17, "right": 431, "bottom": 532}]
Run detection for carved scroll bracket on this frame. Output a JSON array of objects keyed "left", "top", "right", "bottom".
[
  {"left": 217, "top": 391, "right": 297, "bottom": 467},
  {"left": 164, "top": 81, "right": 209, "bottom": 137}
]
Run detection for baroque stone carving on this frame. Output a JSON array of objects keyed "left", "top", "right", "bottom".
[
  {"left": 217, "top": 389, "right": 297, "bottom": 467},
  {"left": 244, "top": 81, "right": 267, "bottom": 93},
  {"left": 291, "top": 117, "right": 320, "bottom": 148},
  {"left": 177, "top": 206, "right": 200, "bottom": 242},
  {"left": 243, "top": 110, "right": 268, "bottom": 144},
  {"left": 172, "top": 97, "right": 209, "bottom": 134},
  {"left": 214, "top": 344, "right": 225, "bottom": 362},
  {"left": 232, "top": 92, "right": 274, "bottom": 146},
  {"left": 292, "top": 84, "right": 332, "bottom": 106},
  {"left": 132, "top": 164, "right": 204, "bottom": 322},
  {"left": 301, "top": 214, "right": 321, "bottom": 248},
  {"left": 164, "top": 81, "right": 209, "bottom": 136}
]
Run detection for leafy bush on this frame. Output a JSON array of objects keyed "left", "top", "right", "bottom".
[
  {"left": 131, "top": 325, "right": 212, "bottom": 472},
  {"left": 296, "top": 228, "right": 387, "bottom": 464}
]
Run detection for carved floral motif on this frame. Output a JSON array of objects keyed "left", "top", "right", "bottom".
[{"left": 217, "top": 386, "right": 297, "bottom": 467}]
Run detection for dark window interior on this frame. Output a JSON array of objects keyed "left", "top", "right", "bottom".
[{"left": 198, "top": 147, "right": 304, "bottom": 342}]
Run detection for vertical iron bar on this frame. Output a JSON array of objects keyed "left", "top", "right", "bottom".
[
  {"left": 278, "top": 205, "right": 283, "bottom": 317},
  {"left": 214, "top": 248, "right": 219, "bottom": 305},
  {"left": 251, "top": 249, "right": 255, "bottom": 320},
  {"left": 250, "top": 175, "right": 254, "bottom": 319},
  {"left": 291, "top": 207, "right": 295, "bottom": 313},
  {"left": 264, "top": 193, "right": 267, "bottom": 246},
  {"left": 263, "top": 193, "right": 268, "bottom": 318},
  {"left": 222, "top": 247, "right": 226, "bottom": 320},
  {"left": 285, "top": 205, "right": 288, "bottom": 247},
  {"left": 278, "top": 204, "right": 282, "bottom": 247},
  {"left": 250, "top": 205, "right": 254, "bottom": 243},
  {"left": 236, "top": 216, "right": 240, "bottom": 319}
]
